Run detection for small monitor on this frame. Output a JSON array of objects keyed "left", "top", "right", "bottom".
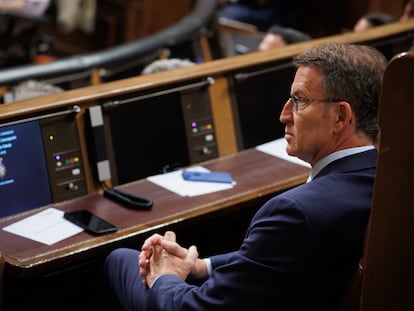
[
  {"left": 0, "top": 120, "right": 52, "bottom": 218},
  {"left": 0, "top": 109, "right": 87, "bottom": 219},
  {"left": 103, "top": 92, "right": 190, "bottom": 185},
  {"left": 98, "top": 80, "right": 218, "bottom": 186},
  {"left": 229, "top": 60, "right": 295, "bottom": 149}
]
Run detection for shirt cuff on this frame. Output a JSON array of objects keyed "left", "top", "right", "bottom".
[{"left": 203, "top": 258, "right": 212, "bottom": 276}]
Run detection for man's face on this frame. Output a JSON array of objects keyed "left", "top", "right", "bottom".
[{"left": 279, "top": 66, "right": 338, "bottom": 166}]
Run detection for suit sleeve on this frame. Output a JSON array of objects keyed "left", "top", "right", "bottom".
[{"left": 147, "top": 195, "right": 309, "bottom": 311}]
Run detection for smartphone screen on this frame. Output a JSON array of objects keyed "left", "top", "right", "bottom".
[{"left": 64, "top": 210, "right": 117, "bottom": 235}]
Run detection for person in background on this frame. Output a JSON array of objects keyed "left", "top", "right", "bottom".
[
  {"left": 353, "top": 12, "right": 397, "bottom": 32},
  {"left": 3, "top": 79, "right": 63, "bottom": 103},
  {"left": 400, "top": 0, "right": 414, "bottom": 21},
  {"left": 400, "top": 0, "right": 414, "bottom": 50},
  {"left": 0, "top": 0, "right": 51, "bottom": 66},
  {"left": 258, "top": 24, "right": 311, "bottom": 51},
  {"left": 55, "top": 0, "right": 96, "bottom": 34},
  {"left": 218, "top": 0, "right": 306, "bottom": 32},
  {"left": 0, "top": 0, "right": 50, "bottom": 35},
  {"left": 104, "top": 43, "right": 386, "bottom": 310},
  {"left": 141, "top": 58, "right": 195, "bottom": 75}
]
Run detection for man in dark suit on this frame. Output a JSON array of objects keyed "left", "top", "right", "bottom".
[{"left": 104, "top": 43, "right": 387, "bottom": 310}]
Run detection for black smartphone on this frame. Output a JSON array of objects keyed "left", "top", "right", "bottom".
[{"left": 64, "top": 210, "right": 117, "bottom": 235}]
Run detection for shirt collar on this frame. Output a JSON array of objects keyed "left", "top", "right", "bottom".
[{"left": 306, "top": 146, "right": 375, "bottom": 182}]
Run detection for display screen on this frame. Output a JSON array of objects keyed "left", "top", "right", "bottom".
[
  {"left": 103, "top": 92, "right": 190, "bottom": 185},
  {"left": 0, "top": 121, "right": 52, "bottom": 218},
  {"left": 231, "top": 61, "right": 295, "bottom": 149}
]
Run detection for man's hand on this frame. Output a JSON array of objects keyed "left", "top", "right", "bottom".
[
  {"left": 145, "top": 237, "right": 198, "bottom": 288},
  {"left": 139, "top": 233, "right": 164, "bottom": 278},
  {"left": 139, "top": 231, "right": 208, "bottom": 287}
]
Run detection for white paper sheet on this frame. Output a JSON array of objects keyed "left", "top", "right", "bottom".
[
  {"left": 256, "top": 138, "right": 311, "bottom": 168},
  {"left": 2, "top": 207, "right": 83, "bottom": 245},
  {"left": 147, "top": 166, "right": 235, "bottom": 196}
]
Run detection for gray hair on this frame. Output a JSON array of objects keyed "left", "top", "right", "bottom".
[
  {"left": 293, "top": 43, "right": 387, "bottom": 142},
  {"left": 267, "top": 25, "right": 311, "bottom": 44},
  {"left": 5, "top": 80, "right": 63, "bottom": 103},
  {"left": 141, "top": 58, "right": 195, "bottom": 75}
]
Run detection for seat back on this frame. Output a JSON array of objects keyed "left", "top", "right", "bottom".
[
  {"left": 338, "top": 221, "right": 370, "bottom": 311},
  {"left": 341, "top": 50, "right": 414, "bottom": 310},
  {"left": 0, "top": 252, "right": 4, "bottom": 311},
  {"left": 339, "top": 50, "right": 414, "bottom": 311},
  {"left": 360, "top": 50, "right": 414, "bottom": 310}
]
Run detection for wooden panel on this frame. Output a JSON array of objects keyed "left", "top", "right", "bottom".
[
  {"left": 124, "top": 0, "right": 194, "bottom": 41},
  {"left": 361, "top": 51, "right": 414, "bottom": 310},
  {"left": 209, "top": 76, "right": 238, "bottom": 155},
  {"left": 0, "top": 149, "right": 310, "bottom": 277},
  {"left": 367, "top": 0, "right": 405, "bottom": 19}
]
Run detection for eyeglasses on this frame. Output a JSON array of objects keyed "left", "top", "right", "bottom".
[{"left": 288, "top": 95, "right": 343, "bottom": 112}]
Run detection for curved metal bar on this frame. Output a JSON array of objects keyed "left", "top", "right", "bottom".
[
  {"left": 102, "top": 76, "right": 215, "bottom": 110},
  {"left": 0, "top": 105, "right": 80, "bottom": 127},
  {"left": 0, "top": 0, "right": 218, "bottom": 85}
]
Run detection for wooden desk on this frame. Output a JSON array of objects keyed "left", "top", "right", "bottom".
[{"left": 0, "top": 148, "right": 310, "bottom": 278}]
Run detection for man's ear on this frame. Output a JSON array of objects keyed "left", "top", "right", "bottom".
[{"left": 337, "top": 101, "right": 352, "bottom": 124}]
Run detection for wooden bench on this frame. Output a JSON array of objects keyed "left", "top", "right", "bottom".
[
  {"left": 339, "top": 50, "right": 414, "bottom": 311},
  {"left": 360, "top": 50, "right": 414, "bottom": 311}
]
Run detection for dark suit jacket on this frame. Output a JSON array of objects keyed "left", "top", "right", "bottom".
[{"left": 148, "top": 150, "right": 376, "bottom": 310}]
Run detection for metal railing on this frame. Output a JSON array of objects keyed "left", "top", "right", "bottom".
[{"left": 0, "top": 0, "right": 218, "bottom": 86}]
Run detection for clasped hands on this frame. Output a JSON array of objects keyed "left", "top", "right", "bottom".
[{"left": 139, "top": 231, "right": 208, "bottom": 288}]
